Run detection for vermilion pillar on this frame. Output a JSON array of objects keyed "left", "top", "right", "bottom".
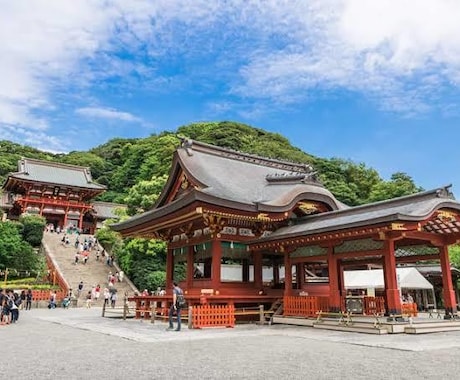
[
  {"left": 211, "top": 238, "right": 222, "bottom": 290},
  {"left": 253, "top": 251, "right": 263, "bottom": 289},
  {"left": 284, "top": 251, "right": 292, "bottom": 296},
  {"left": 296, "top": 263, "right": 304, "bottom": 289},
  {"left": 166, "top": 246, "right": 174, "bottom": 294},
  {"left": 327, "top": 246, "right": 341, "bottom": 312},
  {"left": 78, "top": 212, "right": 83, "bottom": 230},
  {"left": 273, "top": 259, "right": 280, "bottom": 285},
  {"left": 439, "top": 245, "right": 458, "bottom": 318},
  {"left": 338, "top": 260, "right": 345, "bottom": 298},
  {"left": 242, "top": 259, "right": 250, "bottom": 282},
  {"left": 186, "top": 245, "right": 194, "bottom": 290},
  {"left": 382, "top": 239, "right": 402, "bottom": 316}
]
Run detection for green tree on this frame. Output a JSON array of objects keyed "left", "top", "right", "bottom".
[
  {"left": 0, "top": 221, "right": 39, "bottom": 272},
  {"left": 19, "top": 214, "right": 46, "bottom": 247},
  {"left": 58, "top": 151, "right": 108, "bottom": 179},
  {"left": 95, "top": 223, "right": 124, "bottom": 253},
  {"left": 368, "top": 172, "right": 423, "bottom": 202},
  {"left": 124, "top": 175, "right": 168, "bottom": 214},
  {"left": 115, "top": 238, "right": 167, "bottom": 291},
  {"left": 449, "top": 245, "right": 460, "bottom": 269}
]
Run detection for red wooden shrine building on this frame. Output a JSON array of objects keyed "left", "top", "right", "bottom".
[
  {"left": 112, "top": 139, "right": 460, "bottom": 319},
  {"left": 1, "top": 158, "right": 106, "bottom": 233}
]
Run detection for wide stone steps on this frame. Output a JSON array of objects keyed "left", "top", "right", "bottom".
[
  {"left": 43, "top": 232, "right": 135, "bottom": 306},
  {"left": 404, "top": 321, "right": 460, "bottom": 334},
  {"left": 314, "top": 320, "right": 388, "bottom": 335}
]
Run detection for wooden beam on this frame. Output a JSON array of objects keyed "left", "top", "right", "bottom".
[
  {"left": 334, "top": 249, "right": 383, "bottom": 259},
  {"left": 396, "top": 254, "right": 439, "bottom": 263},
  {"left": 290, "top": 255, "right": 327, "bottom": 264}
]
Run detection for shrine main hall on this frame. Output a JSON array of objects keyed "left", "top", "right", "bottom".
[{"left": 112, "top": 139, "right": 460, "bottom": 320}]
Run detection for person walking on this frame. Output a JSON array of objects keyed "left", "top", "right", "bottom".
[
  {"left": 167, "top": 282, "right": 184, "bottom": 332},
  {"left": 25, "top": 289, "right": 33, "bottom": 310},
  {"left": 77, "top": 281, "right": 84, "bottom": 298}
]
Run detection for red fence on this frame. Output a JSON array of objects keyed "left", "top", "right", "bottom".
[
  {"left": 192, "top": 304, "right": 235, "bottom": 328},
  {"left": 362, "top": 296, "right": 386, "bottom": 315},
  {"left": 44, "top": 254, "right": 69, "bottom": 295},
  {"left": 31, "top": 289, "right": 67, "bottom": 301},
  {"left": 402, "top": 302, "right": 418, "bottom": 317},
  {"left": 284, "top": 296, "right": 387, "bottom": 317},
  {"left": 283, "top": 296, "right": 330, "bottom": 317}
]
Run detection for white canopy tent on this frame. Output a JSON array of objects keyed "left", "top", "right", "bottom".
[
  {"left": 344, "top": 267, "right": 436, "bottom": 309},
  {"left": 344, "top": 267, "right": 433, "bottom": 290}
]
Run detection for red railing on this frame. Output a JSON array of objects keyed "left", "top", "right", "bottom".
[
  {"left": 363, "top": 296, "right": 386, "bottom": 315},
  {"left": 31, "top": 289, "right": 66, "bottom": 301},
  {"left": 402, "top": 302, "right": 418, "bottom": 317},
  {"left": 283, "top": 296, "right": 330, "bottom": 317},
  {"left": 192, "top": 304, "right": 235, "bottom": 328},
  {"left": 44, "top": 255, "right": 69, "bottom": 295}
]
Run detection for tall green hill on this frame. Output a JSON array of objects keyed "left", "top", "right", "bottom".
[{"left": 0, "top": 121, "right": 422, "bottom": 211}]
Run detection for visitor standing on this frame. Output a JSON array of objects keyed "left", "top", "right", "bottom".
[
  {"left": 25, "top": 289, "right": 33, "bottom": 310},
  {"left": 77, "top": 281, "right": 84, "bottom": 298},
  {"left": 167, "top": 282, "right": 183, "bottom": 332},
  {"left": 103, "top": 288, "right": 110, "bottom": 306},
  {"left": 110, "top": 291, "right": 117, "bottom": 308}
]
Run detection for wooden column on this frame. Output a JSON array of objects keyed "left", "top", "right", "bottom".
[
  {"left": 439, "top": 245, "right": 458, "bottom": 318},
  {"left": 242, "top": 259, "right": 250, "bottom": 282},
  {"left": 273, "top": 259, "right": 280, "bottom": 285},
  {"left": 338, "top": 260, "right": 345, "bottom": 298},
  {"left": 296, "top": 263, "right": 304, "bottom": 290},
  {"left": 382, "top": 239, "right": 402, "bottom": 316},
  {"left": 63, "top": 208, "right": 68, "bottom": 228},
  {"left": 327, "top": 245, "right": 341, "bottom": 312},
  {"left": 253, "top": 251, "right": 263, "bottom": 289},
  {"left": 283, "top": 250, "right": 292, "bottom": 296},
  {"left": 186, "top": 245, "right": 194, "bottom": 290},
  {"left": 78, "top": 211, "right": 84, "bottom": 230},
  {"left": 166, "top": 246, "right": 174, "bottom": 294},
  {"left": 211, "top": 238, "right": 222, "bottom": 290}
]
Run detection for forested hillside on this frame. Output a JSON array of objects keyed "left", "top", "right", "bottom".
[
  {"left": 0, "top": 121, "right": 422, "bottom": 211},
  {"left": 0, "top": 122, "right": 425, "bottom": 290}
]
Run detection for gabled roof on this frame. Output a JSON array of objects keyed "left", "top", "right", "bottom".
[
  {"left": 156, "top": 139, "right": 346, "bottom": 212},
  {"left": 257, "top": 186, "right": 460, "bottom": 242},
  {"left": 92, "top": 201, "right": 126, "bottom": 220},
  {"left": 3, "top": 158, "right": 106, "bottom": 191},
  {"left": 112, "top": 139, "right": 348, "bottom": 233}
]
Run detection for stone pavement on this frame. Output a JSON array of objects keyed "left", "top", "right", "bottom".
[{"left": 2, "top": 307, "right": 460, "bottom": 379}]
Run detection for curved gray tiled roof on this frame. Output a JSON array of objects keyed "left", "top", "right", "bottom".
[
  {"left": 259, "top": 187, "right": 460, "bottom": 242},
  {"left": 112, "top": 140, "right": 460, "bottom": 237},
  {"left": 92, "top": 201, "right": 127, "bottom": 220},
  {"left": 177, "top": 140, "right": 346, "bottom": 211},
  {"left": 7, "top": 158, "right": 106, "bottom": 190}
]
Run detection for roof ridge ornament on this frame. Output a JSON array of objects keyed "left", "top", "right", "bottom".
[
  {"left": 266, "top": 168, "right": 319, "bottom": 184},
  {"left": 179, "top": 137, "right": 194, "bottom": 156},
  {"left": 436, "top": 185, "right": 455, "bottom": 199}
]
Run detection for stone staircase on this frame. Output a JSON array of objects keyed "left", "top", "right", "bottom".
[{"left": 42, "top": 232, "right": 136, "bottom": 307}]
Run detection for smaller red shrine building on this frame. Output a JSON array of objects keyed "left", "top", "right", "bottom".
[
  {"left": 2, "top": 158, "right": 106, "bottom": 233},
  {"left": 112, "top": 139, "right": 460, "bottom": 319}
]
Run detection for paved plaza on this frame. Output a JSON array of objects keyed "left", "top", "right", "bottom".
[{"left": 2, "top": 308, "right": 460, "bottom": 380}]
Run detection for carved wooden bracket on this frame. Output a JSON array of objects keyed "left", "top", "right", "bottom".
[{"left": 203, "top": 213, "right": 226, "bottom": 236}]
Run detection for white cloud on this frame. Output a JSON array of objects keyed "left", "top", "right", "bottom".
[
  {"left": 2, "top": 0, "right": 460, "bottom": 146},
  {"left": 75, "top": 107, "right": 142, "bottom": 122},
  {"left": 235, "top": 0, "right": 460, "bottom": 114}
]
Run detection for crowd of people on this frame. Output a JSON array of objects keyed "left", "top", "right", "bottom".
[{"left": 0, "top": 288, "right": 33, "bottom": 325}]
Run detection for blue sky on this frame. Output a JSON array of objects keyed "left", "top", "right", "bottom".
[{"left": 1, "top": 1, "right": 460, "bottom": 196}]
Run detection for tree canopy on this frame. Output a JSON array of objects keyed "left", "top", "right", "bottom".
[{"left": 0, "top": 122, "right": 424, "bottom": 208}]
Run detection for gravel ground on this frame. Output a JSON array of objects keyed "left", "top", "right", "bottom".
[{"left": 2, "top": 308, "right": 460, "bottom": 380}]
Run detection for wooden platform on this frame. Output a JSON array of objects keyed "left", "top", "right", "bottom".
[{"left": 272, "top": 314, "right": 460, "bottom": 335}]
